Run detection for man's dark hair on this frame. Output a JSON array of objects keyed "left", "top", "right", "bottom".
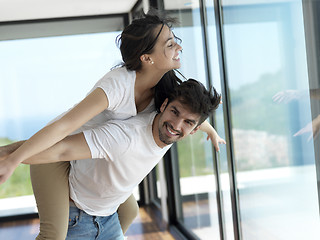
[{"left": 167, "top": 79, "right": 221, "bottom": 126}]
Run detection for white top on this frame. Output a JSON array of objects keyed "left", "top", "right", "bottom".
[
  {"left": 50, "top": 66, "right": 155, "bottom": 132},
  {"left": 70, "top": 112, "right": 171, "bottom": 216},
  {"left": 48, "top": 66, "right": 156, "bottom": 215}
]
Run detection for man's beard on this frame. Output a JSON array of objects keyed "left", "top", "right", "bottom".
[{"left": 158, "top": 122, "right": 182, "bottom": 145}]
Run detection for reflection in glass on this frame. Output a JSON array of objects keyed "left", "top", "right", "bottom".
[{"left": 221, "top": 1, "right": 320, "bottom": 239}]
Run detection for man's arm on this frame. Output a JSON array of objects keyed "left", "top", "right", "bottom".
[
  {"left": 23, "top": 133, "right": 92, "bottom": 164},
  {"left": 310, "top": 89, "right": 320, "bottom": 100},
  {"left": 0, "top": 133, "right": 91, "bottom": 185},
  {"left": 0, "top": 141, "right": 25, "bottom": 160}
]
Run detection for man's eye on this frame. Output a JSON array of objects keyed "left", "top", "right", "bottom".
[
  {"left": 171, "top": 110, "right": 177, "bottom": 115},
  {"left": 186, "top": 121, "right": 193, "bottom": 126}
]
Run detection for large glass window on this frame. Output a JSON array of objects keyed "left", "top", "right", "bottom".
[
  {"left": 0, "top": 17, "right": 124, "bottom": 216},
  {"left": 164, "top": 2, "right": 221, "bottom": 238},
  {"left": 205, "top": 0, "right": 235, "bottom": 239},
  {"left": 221, "top": 1, "right": 320, "bottom": 239},
  {"left": 164, "top": 0, "right": 320, "bottom": 239}
]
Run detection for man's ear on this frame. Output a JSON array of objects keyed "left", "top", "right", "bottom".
[
  {"left": 190, "top": 125, "right": 201, "bottom": 135},
  {"left": 160, "top": 98, "right": 169, "bottom": 113}
]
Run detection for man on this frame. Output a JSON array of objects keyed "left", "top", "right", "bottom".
[{"left": 0, "top": 79, "right": 221, "bottom": 239}]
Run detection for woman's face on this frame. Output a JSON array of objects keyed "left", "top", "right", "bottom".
[{"left": 149, "top": 25, "right": 182, "bottom": 71}]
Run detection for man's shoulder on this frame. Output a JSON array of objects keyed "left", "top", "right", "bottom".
[
  {"left": 112, "top": 112, "right": 156, "bottom": 141},
  {"left": 125, "top": 112, "right": 156, "bottom": 125}
]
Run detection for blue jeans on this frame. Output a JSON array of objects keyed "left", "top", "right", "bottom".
[{"left": 66, "top": 204, "right": 124, "bottom": 240}]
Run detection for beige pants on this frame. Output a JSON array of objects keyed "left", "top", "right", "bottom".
[{"left": 30, "top": 162, "right": 139, "bottom": 240}]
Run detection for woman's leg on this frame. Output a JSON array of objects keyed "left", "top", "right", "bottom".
[
  {"left": 31, "top": 162, "right": 138, "bottom": 238},
  {"left": 30, "top": 162, "right": 70, "bottom": 240},
  {"left": 117, "top": 194, "right": 139, "bottom": 234}
]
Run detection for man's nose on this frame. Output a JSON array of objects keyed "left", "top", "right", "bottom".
[{"left": 172, "top": 119, "right": 183, "bottom": 131}]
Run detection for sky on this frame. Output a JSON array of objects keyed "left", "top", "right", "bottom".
[{"left": 0, "top": 31, "right": 122, "bottom": 139}]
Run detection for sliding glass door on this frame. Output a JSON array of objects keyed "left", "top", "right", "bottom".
[
  {"left": 221, "top": 1, "right": 320, "bottom": 239},
  {"left": 162, "top": 0, "right": 320, "bottom": 239}
]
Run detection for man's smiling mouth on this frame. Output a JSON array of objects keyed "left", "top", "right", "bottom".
[{"left": 165, "top": 123, "right": 180, "bottom": 136}]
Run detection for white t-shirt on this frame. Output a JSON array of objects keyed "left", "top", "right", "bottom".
[
  {"left": 50, "top": 66, "right": 155, "bottom": 132},
  {"left": 49, "top": 66, "right": 156, "bottom": 214},
  {"left": 69, "top": 112, "right": 171, "bottom": 216}
]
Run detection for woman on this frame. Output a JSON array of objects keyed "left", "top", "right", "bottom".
[{"left": 0, "top": 10, "right": 225, "bottom": 239}]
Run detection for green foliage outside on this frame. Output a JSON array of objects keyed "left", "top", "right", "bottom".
[
  {"left": 177, "top": 71, "right": 290, "bottom": 176},
  {"left": 177, "top": 131, "right": 214, "bottom": 178},
  {"left": 0, "top": 137, "right": 13, "bottom": 146},
  {"left": 229, "top": 71, "right": 289, "bottom": 134},
  {"left": 0, "top": 138, "right": 33, "bottom": 199}
]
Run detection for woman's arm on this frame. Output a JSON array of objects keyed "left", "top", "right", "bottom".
[
  {"left": 199, "top": 120, "right": 226, "bottom": 152},
  {"left": 0, "top": 88, "right": 108, "bottom": 183}
]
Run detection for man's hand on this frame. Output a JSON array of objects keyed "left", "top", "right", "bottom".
[
  {"left": 0, "top": 141, "right": 26, "bottom": 184},
  {"left": 0, "top": 141, "right": 25, "bottom": 161},
  {"left": 199, "top": 121, "right": 226, "bottom": 152},
  {"left": 0, "top": 146, "right": 10, "bottom": 160},
  {"left": 294, "top": 115, "right": 320, "bottom": 141},
  {"left": 0, "top": 155, "right": 20, "bottom": 185},
  {"left": 206, "top": 132, "right": 226, "bottom": 152}
]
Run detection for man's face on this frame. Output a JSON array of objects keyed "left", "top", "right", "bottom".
[{"left": 158, "top": 99, "right": 201, "bottom": 145}]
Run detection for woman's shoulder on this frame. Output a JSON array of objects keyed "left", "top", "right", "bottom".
[
  {"left": 94, "top": 66, "right": 136, "bottom": 90},
  {"left": 89, "top": 66, "right": 136, "bottom": 113},
  {"left": 104, "top": 66, "right": 135, "bottom": 81}
]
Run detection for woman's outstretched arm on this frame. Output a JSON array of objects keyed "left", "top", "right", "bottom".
[{"left": 0, "top": 88, "right": 108, "bottom": 184}]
